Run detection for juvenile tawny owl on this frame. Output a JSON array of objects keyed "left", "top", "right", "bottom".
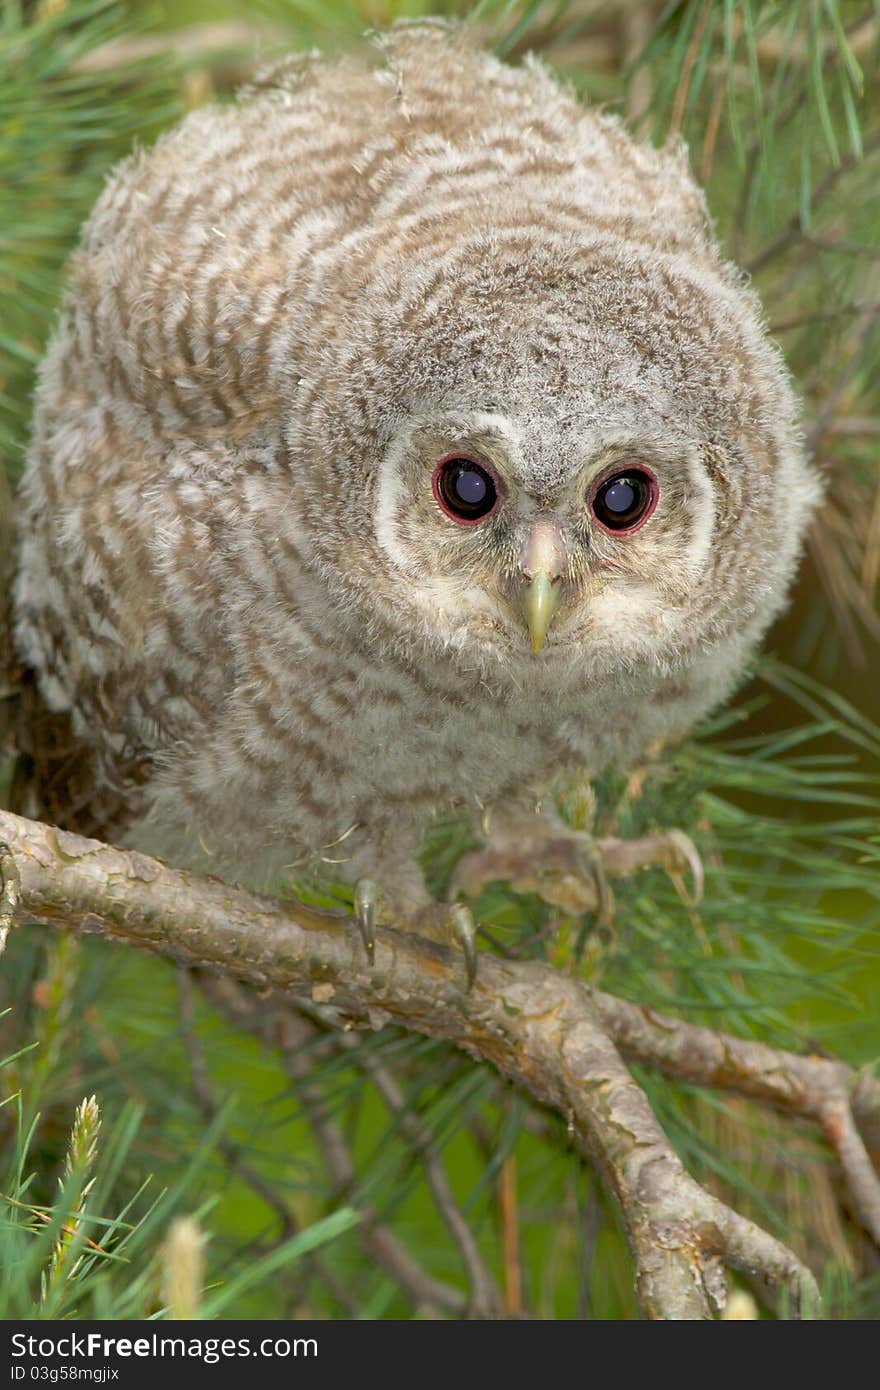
[{"left": 11, "top": 21, "right": 821, "bottom": 964}]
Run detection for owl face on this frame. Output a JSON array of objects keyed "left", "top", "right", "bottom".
[
  {"left": 298, "top": 233, "right": 814, "bottom": 688},
  {"left": 372, "top": 410, "right": 714, "bottom": 672}
]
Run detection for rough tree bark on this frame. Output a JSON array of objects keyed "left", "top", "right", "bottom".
[{"left": 2, "top": 806, "right": 879, "bottom": 1319}]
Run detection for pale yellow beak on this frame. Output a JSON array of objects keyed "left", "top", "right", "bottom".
[
  {"left": 523, "top": 569, "right": 562, "bottom": 652},
  {"left": 519, "top": 519, "right": 566, "bottom": 653}
]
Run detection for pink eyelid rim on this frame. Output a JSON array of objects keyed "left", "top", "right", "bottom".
[
  {"left": 588, "top": 465, "right": 659, "bottom": 536},
  {"left": 431, "top": 454, "right": 503, "bottom": 527}
]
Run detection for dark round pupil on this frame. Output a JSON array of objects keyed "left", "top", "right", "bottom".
[
  {"left": 438, "top": 459, "right": 497, "bottom": 520},
  {"left": 603, "top": 479, "right": 637, "bottom": 513},
  {"left": 453, "top": 468, "right": 488, "bottom": 506},
  {"left": 593, "top": 472, "right": 651, "bottom": 530}
]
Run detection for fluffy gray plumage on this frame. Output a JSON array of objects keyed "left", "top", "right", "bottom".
[{"left": 12, "top": 20, "right": 821, "bottom": 916}]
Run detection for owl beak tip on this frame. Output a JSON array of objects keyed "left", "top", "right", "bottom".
[{"left": 523, "top": 569, "right": 562, "bottom": 653}]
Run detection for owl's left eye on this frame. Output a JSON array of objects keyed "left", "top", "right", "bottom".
[
  {"left": 590, "top": 467, "right": 658, "bottom": 534},
  {"left": 432, "top": 456, "right": 500, "bottom": 525}
]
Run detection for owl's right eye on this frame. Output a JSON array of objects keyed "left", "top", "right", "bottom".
[{"left": 432, "top": 456, "right": 500, "bottom": 525}]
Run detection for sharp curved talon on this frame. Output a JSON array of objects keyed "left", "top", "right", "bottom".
[
  {"left": 665, "top": 830, "right": 704, "bottom": 907},
  {"left": 354, "top": 878, "right": 378, "bottom": 964},
  {"left": 449, "top": 904, "right": 478, "bottom": 989}
]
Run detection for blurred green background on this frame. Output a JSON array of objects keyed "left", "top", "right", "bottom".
[{"left": 0, "top": 0, "right": 878, "bottom": 1320}]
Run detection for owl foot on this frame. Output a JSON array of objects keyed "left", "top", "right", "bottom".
[
  {"left": 450, "top": 814, "right": 703, "bottom": 924},
  {"left": 353, "top": 878, "right": 478, "bottom": 986}
]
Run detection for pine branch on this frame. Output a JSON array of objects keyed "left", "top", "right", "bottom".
[{"left": 7, "top": 807, "right": 876, "bottom": 1318}]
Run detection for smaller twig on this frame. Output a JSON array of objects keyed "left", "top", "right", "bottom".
[
  {"left": 0, "top": 841, "right": 20, "bottom": 956},
  {"left": 708, "top": 1199, "right": 819, "bottom": 1317},
  {"left": 803, "top": 236, "right": 880, "bottom": 261},
  {"left": 698, "top": 73, "right": 725, "bottom": 183},
  {"left": 176, "top": 968, "right": 299, "bottom": 1242},
  {"left": 198, "top": 974, "right": 469, "bottom": 1318},
  {"left": 770, "top": 302, "right": 880, "bottom": 333},
  {"left": 823, "top": 415, "right": 880, "bottom": 437},
  {"left": 298, "top": 999, "right": 503, "bottom": 1318},
  {"left": 818, "top": 1098, "right": 880, "bottom": 1248},
  {"left": 176, "top": 970, "right": 365, "bottom": 1315},
  {"left": 497, "top": 1155, "right": 522, "bottom": 1316},
  {"left": 282, "top": 1041, "right": 471, "bottom": 1317},
  {"left": 805, "top": 303, "right": 880, "bottom": 459},
  {"left": 668, "top": 1, "right": 711, "bottom": 138}
]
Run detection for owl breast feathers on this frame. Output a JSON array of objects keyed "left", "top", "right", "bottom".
[{"left": 12, "top": 20, "right": 820, "bottom": 907}]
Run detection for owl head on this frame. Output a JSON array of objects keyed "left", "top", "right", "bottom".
[{"left": 291, "top": 218, "right": 820, "bottom": 696}]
